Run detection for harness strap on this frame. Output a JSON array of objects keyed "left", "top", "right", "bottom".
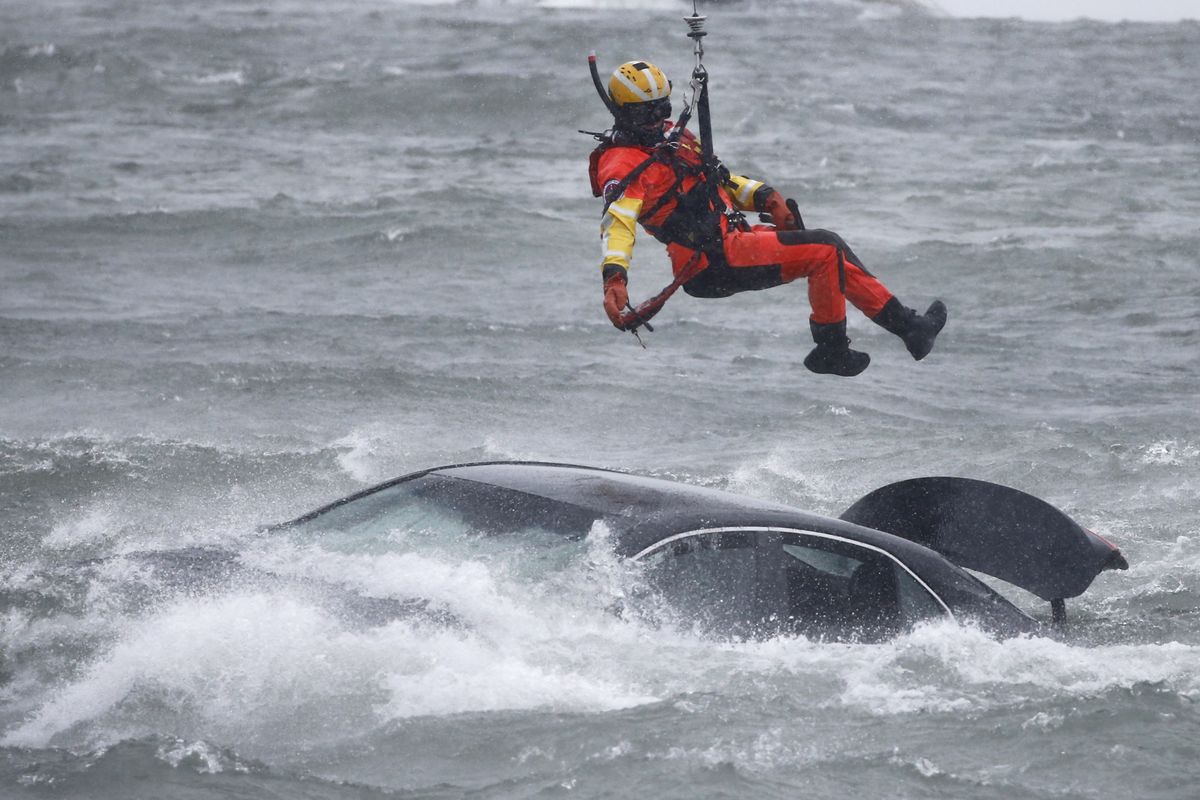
[
  {"left": 617, "top": 248, "right": 708, "bottom": 333},
  {"left": 600, "top": 149, "right": 665, "bottom": 216},
  {"left": 600, "top": 144, "right": 724, "bottom": 252},
  {"left": 638, "top": 162, "right": 690, "bottom": 224}
]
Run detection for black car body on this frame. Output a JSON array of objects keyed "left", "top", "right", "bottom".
[{"left": 275, "top": 462, "right": 1128, "bottom": 640}]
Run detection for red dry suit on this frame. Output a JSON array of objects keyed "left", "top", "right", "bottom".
[{"left": 590, "top": 128, "right": 894, "bottom": 324}]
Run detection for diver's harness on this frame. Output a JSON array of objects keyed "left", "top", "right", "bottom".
[
  {"left": 587, "top": 134, "right": 744, "bottom": 255},
  {"left": 584, "top": 5, "right": 744, "bottom": 337}
]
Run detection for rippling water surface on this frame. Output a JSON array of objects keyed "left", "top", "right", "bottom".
[{"left": 2, "top": 1, "right": 1199, "bottom": 797}]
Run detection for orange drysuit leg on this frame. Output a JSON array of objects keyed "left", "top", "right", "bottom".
[{"left": 674, "top": 227, "right": 894, "bottom": 324}]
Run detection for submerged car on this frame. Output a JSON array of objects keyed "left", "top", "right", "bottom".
[{"left": 274, "top": 461, "right": 1128, "bottom": 640}]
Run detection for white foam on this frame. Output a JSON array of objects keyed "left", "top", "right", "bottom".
[
  {"left": 9, "top": 521, "right": 1200, "bottom": 753},
  {"left": 43, "top": 505, "right": 115, "bottom": 550},
  {"left": 2, "top": 595, "right": 324, "bottom": 747},
  {"left": 831, "top": 621, "right": 1200, "bottom": 714},
  {"left": 245, "top": 543, "right": 538, "bottom": 634},
  {"left": 1022, "top": 710, "right": 1065, "bottom": 730},
  {"left": 3, "top": 527, "right": 665, "bottom": 749},
  {"left": 480, "top": 434, "right": 548, "bottom": 463},
  {"left": 155, "top": 738, "right": 248, "bottom": 774},
  {"left": 194, "top": 70, "right": 245, "bottom": 86},
  {"left": 658, "top": 727, "right": 821, "bottom": 771},
  {"left": 1140, "top": 439, "right": 1200, "bottom": 466},
  {"left": 727, "top": 445, "right": 850, "bottom": 509},
  {"left": 331, "top": 427, "right": 387, "bottom": 483},
  {"left": 639, "top": 619, "right": 1200, "bottom": 718},
  {"left": 373, "top": 626, "right": 651, "bottom": 719}
]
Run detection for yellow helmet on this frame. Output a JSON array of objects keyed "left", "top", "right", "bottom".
[{"left": 608, "top": 61, "right": 672, "bottom": 107}]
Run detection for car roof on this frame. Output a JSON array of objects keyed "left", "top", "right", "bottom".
[
  {"left": 431, "top": 462, "right": 930, "bottom": 559},
  {"left": 436, "top": 461, "right": 799, "bottom": 521}
]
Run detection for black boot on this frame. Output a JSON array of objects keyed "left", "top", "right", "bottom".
[
  {"left": 872, "top": 297, "right": 948, "bottom": 361},
  {"left": 804, "top": 319, "right": 871, "bottom": 377}
]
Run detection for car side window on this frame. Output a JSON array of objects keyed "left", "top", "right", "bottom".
[
  {"left": 639, "top": 531, "right": 759, "bottom": 638},
  {"left": 637, "top": 528, "right": 947, "bottom": 642},
  {"left": 773, "top": 534, "right": 945, "bottom": 640}
]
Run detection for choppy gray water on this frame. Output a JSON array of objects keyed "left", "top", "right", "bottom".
[{"left": 2, "top": 1, "right": 1199, "bottom": 797}]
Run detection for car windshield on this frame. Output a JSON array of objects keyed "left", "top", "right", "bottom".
[{"left": 279, "top": 473, "right": 603, "bottom": 555}]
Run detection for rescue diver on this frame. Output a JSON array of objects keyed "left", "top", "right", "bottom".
[{"left": 588, "top": 61, "right": 947, "bottom": 376}]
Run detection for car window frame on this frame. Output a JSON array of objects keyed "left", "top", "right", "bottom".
[{"left": 629, "top": 525, "right": 955, "bottom": 622}]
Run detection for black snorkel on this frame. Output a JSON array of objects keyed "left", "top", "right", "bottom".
[{"left": 588, "top": 52, "right": 620, "bottom": 117}]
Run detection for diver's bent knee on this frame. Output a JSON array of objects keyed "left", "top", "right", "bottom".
[{"left": 776, "top": 228, "right": 848, "bottom": 250}]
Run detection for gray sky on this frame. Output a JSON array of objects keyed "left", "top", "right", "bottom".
[{"left": 930, "top": 0, "right": 1197, "bottom": 22}]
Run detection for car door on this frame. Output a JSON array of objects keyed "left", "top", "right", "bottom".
[
  {"left": 634, "top": 527, "right": 949, "bottom": 641},
  {"left": 634, "top": 528, "right": 762, "bottom": 639}
]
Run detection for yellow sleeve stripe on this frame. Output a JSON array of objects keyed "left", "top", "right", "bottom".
[
  {"left": 738, "top": 179, "right": 762, "bottom": 205},
  {"left": 607, "top": 201, "right": 639, "bottom": 219},
  {"left": 724, "top": 173, "right": 764, "bottom": 211},
  {"left": 600, "top": 195, "right": 643, "bottom": 271}
]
